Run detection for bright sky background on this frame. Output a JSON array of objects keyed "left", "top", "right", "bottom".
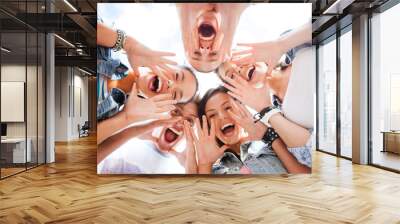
[{"left": 98, "top": 3, "right": 311, "bottom": 96}]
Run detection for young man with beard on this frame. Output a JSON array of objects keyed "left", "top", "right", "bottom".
[{"left": 98, "top": 101, "right": 198, "bottom": 174}]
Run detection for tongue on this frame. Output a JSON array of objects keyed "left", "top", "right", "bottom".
[
  {"left": 164, "top": 129, "right": 178, "bottom": 143},
  {"left": 223, "top": 126, "right": 234, "bottom": 135}
]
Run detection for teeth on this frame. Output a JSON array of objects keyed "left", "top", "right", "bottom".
[
  {"left": 169, "top": 127, "right": 182, "bottom": 136},
  {"left": 221, "top": 123, "right": 234, "bottom": 131},
  {"left": 156, "top": 77, "right": 162, "bottom": 93}
]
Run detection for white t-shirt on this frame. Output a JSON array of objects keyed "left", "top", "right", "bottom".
[
  {"left": 98, "top": 138, "right": 185, "bottom": 174},
  {"left": 281, "top": 47, "right": 315, "bottom": 129}
]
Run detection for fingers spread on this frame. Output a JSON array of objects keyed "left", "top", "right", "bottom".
[
  {"left": 159, "top": 57, "right": 178, "bottom": 66},
  {"left": 201, "top": 115, "right": 209, "bottom": 136},
  {"left": 194, "top": 117, "right": 202, "bottom": 139},
  {"left": 183, "top": 120, "right": 194, "bottom": 143},
  {"left": 155, "top": 105, "right": 176, "bottom": 113},
  {"left": 219, "top": 145, "right": 229, "bottom": 152},
  {"left": 209, "top": 119, "right": 216, "bottom": 138},
  {"left": 222, "top": 83, "right": 242, "bottom": 97},
  {"left": 151, "top": 93, "right": 173, "bottom": 102},
  {"left": 231, "top": 49, "right": 253, "bottom": 57},
  {"left": 231, "top": 55, "right": 254, "bottom": 65},
  {"left": 152, "top": 112, "right": 172, "bottom": 120},
  {"left": 151, "top": 50, "right": 176, "bottom": 57},
  {"left": 227, "top": 91, "right": 244, "bottom": 103},
  {"left": 227, "top": 109, "right": 241, "bottom": 124},
  {"left": 155, "top": 99, "right": 178, "bottom": 107},
  {"left": 237, "top": 43, "right": 258, "bottom": 47}
]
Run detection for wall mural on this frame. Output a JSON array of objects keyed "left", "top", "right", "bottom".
[{"left": 96, "top": 3, "right": 314, "bottom": 174}]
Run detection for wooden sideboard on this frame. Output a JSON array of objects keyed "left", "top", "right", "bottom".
[{"left": 381, "top": 131, "right": 400, "bottom": 154}]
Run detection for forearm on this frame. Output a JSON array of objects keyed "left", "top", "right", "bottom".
[
  {"left": 198, "top": 164, "right": 212, "bottom": 174},
  {"left": 97, "top": 112, "right": 129, "bottom": 144},
  {"left": 97, "top": 121, "right": 157, "bottom": 164},
  {"left": 97, "top": 23, "right": 138, "bottom": 54},
  {"left": 278, "top": 23, "right": 311, "bottom": 53},
  {"left": 271, "top": 138, "right": 311, "bottom": 174},
  {"left": 269, "top": 113, "right": 310, "bottom": 148},
  {"left": 97, "top": 23, "right": 118, "bottom": 47}
]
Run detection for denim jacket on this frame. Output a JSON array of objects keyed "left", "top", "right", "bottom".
[
  {"left": 97, "top": 46, "right": 129, "bottom": 120},
  {"left": 212, "top": 141, "right": 287, "bottom": 174},
  {"left": 97, "top": 46, "right": 129, "bottom": 81}
]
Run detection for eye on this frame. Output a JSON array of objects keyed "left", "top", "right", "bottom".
[
  {"left": 208, "top": 113, "right": 216, "bottom": 119},
  {"left": 175, "top": 72, "right": 179, "bottom": 81},
  {"left": 171, "top": 109, "right": 180, "bottom": 116},
  {"left": 209, "top": 51, "right": 217, "bottom": 56},
  {"left": 194, "top": 51, "right": 201, "bottom": 56},
  {"left": 225, "top": 106, "right": 232, "bottom": 111},
  {"left": 187, "top": 118, "right": 195, "bottom": 125}
]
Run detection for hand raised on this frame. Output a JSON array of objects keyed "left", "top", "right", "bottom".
[
  {"left": 228, "top": 100, "right": 266, "bottom": 142},
  {"left": 221, "top": 72, "right": 272, "bottom": 112},
  {"left": 190, "top": 116, "right": 228, "bottom": 166},
  {"left": 124, "top": 37, "right": 177, "bottom": 79},
  {"left": 231, "top": 40, "right": 284, "bottom": 76},
  {"left": 124, "top": 83, "right": 177, "bottom": 123}
]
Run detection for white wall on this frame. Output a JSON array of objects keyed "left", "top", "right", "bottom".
[{"left": 54, "top": 67, "right": 89, "bottom": 141}]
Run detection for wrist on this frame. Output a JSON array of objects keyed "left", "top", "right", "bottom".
[
  {"left": 276, "top": 36, "right": 290, "bottom": 54},
  {"left": 198, "top": 163, "right": 212, "bottom": 174},
  {"left": 123, "top": 36, "right": 137, "bottom": 53},
  {"left": 255, "top": 101, "right": 272, "bottom": 113}
]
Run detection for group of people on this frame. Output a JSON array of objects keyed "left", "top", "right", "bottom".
[{"left": 97, "top": 3, "right": 314, "bottom": 174}]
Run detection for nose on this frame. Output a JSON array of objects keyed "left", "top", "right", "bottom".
[{"left": 200, "top": 40, "right": 213, "bottom": 54}]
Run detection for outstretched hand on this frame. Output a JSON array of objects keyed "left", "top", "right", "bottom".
[
  {"left": 228, "top": 100, "right": 266, "bottom": 142},
  {"left": 221, "top": 72, "right": 272, "bottom": 112},
  {"left": 231, "top": 40, "right": 284, "bottom": 76},
  {"left": 190, "top": 116, "right": 228, "bottom": 168},
  {"left": 124, "top": 83, "right": 177, "bottom": 124},
  {"left": 124, "top": 37, "right": 177, "bottom": 79}
]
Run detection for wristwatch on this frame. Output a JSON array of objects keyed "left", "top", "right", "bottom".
[
  {"left": 262, "top": 127, "right": 279, "bottom": 146},
  {"left": 253, "top": 105, "right": 282, "bottom": 127},
  {"left": 113, "top": 29, "right": 127, "bottom": 52},
  {"left": 259, "top": 107, "right": 281, "bottom": 127}
]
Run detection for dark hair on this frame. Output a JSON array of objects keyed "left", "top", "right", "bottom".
[
  {"left": 198, "top": 86, "right": 228, "bottom": 121},
  {"left": 179, "top": 65, "right": 199, "bottom": 104},
  {"left": 198, "top": 86, "right": 237, "bottom": 153}
]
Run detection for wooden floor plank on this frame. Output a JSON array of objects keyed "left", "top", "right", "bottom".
[{"left": 0, "top": 135, "right": 399, "bottom": 223}]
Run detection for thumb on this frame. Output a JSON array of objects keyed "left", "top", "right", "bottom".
[{"left": 219, "top": 145, "right": 229, "bottom": 152}]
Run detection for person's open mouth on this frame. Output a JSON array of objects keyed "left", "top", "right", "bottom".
[
  {"left": 148, "top": 75, "right": 163, "bottom": 93},
  {"left": 247, "top": 66, "right": 255, "bottom": 81},
  {"left": 221, "top": 123, "right": 235, "bottom": 137},
  {"left": 198, "top": 23, "right": 216, "bottom": 40},
  {"left": 164, "top": 127, "right": 182, "bottom": 143}
]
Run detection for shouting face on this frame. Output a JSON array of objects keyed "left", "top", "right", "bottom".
[
  {"left": 204, "top": 92, "right": 242, "bottom": 145},
  {"left": 219, "top": 61, "right": 268, "bottom": 87},
  {"left": 177, "top": 3, "right": 247, "bottom": 72},
  {"left": 156, "top": 102, "right": 198, "bottom": 152},
  {"left": 137, "top": 67, "right": 198, "bottom": 103}
]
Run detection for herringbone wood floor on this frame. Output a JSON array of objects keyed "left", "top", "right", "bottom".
[{"left": 1, "top": 135, "right": 400, "bottom": 224}]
